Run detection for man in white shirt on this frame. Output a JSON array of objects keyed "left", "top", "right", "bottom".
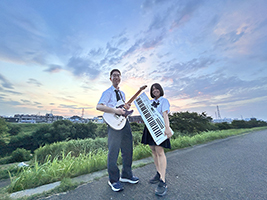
[{"left": 96, "top": 69, "right": 139, "bottom": 192}]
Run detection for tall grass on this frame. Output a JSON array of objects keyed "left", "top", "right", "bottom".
[
  {"left": 34, "top": 137, "right": 108, "bottom": 164},
  {"left": 6, "top": 127, "right": 267, "bottom": 193},
  {"left": 7, "top": 150, "right": 107, "bottom": 193}
]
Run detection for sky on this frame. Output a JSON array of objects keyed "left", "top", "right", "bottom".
[{"left": 0, "top": 0, "right": 267, "bottom": 121}]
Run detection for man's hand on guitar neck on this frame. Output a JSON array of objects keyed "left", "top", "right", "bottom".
[
  {"left": 116, "top": 103, "right": 132, "bottom": 115},
  {"left": 124, "top": 103, "right": 131, "bottom": 110}
]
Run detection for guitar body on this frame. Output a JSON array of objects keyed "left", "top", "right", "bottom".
[
  {"left": 102, "top": 85, "right": 147, "bottom": 130},
  {"left": 103, "top": 112, "right": 127, "bottom": 130},
  {"left": 103, "top": 100, "right": 127, "bottom": 130}
]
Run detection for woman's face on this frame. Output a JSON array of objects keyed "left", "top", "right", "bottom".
[{"left": 152, "top": 86, "right": 160, "bottom": 99}]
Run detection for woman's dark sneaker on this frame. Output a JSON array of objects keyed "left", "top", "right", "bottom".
[
  {"left": 149, "top": 171, "right": 160, "bottom": 184},
  {"left": 155, "top": 179, "right": 167, "bottom": 196}
]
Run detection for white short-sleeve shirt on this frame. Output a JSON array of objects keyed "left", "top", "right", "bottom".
[
  {"left": 98, "top": 85, "right": 126, "bottom": 108},
  {"left": 151, "top": 96, "right": 170, "bottom": 117}
]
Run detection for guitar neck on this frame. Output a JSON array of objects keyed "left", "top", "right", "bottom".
[{"left": 126, "top": 89, "right": 145, "bottom": 104}]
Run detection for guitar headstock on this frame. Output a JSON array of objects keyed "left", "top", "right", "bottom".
[{"left": 140, "top": 85, "right": 147, "bottom": 90}]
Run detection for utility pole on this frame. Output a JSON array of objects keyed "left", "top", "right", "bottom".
[
  {"left": 217, "top": 105, "right": 221, "bottom": 119},
  {"left": 81, "top": 108, "right": 84, "bottom": 119}
]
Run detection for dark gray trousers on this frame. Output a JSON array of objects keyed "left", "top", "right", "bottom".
[{"left": 107, "top": 120, "right": 133, "bottom": 183}]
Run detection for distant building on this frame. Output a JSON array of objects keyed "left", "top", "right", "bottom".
[
  {"left": 128, "top": 115, "right": 143, "bottom": 123},
  {"left": 5, "top": 113, "right": 64, "bottom": 123},
  {"left": 2, "top": 113, "right": 145, "bottom": 124},
  {"left": 4, "top": 117, "right": 20, "bottom": 123},
  {"left": 212, "top": 118, "right": 233, "bottom": 123},
  {"left": 92, "top": 116, "right": 104, "bottom": 123}
]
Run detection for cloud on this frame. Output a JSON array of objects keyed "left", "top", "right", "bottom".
[
  {"left": 0, "top": 98, "right": 22, "bottom": 106},
  {"left": 142, "top": 34, "right": 165, "bottom": 50},
  {"left": 0, "top": 3, "right": 49, "bottom": 65},
  {"left": 20, "top": 99, "right": 31, "bottom": 104},
  {"left": 141, "top": 0, "right": 167, "bottom": 11},
  {"left": 154, "top": 57, "right": 215, "bottom": 81},
  {"left": 170, "top": 0, "right": 204, "bottom": 30},
  {"left": 117, "top": 37, "right": 129, "bottom": 46},
  {"left": 214, "top": 31, "right": 245, "bottom": 52},
  {"left": 106, "top": 43, "right": 120, "bottom": 55},
  {"left": 88, "top": 48, "right": 104, "bottom": 57},
  {"left": 137, "top": 57, "right": 147, "bottom": 63},
  {"left": 66, "top": 56, "right": 100, "bottom": 79},
  {"left": 59, "top": 104, "right": 80, "bottom": 109},
  {"left": 59, "top": 104, "right": 93, "bottom": 110},
  {"left": 148, "top": 14, "right": 169, "bottom": 32},
  {"left": 0, "top": 73, "right": 14, "bottom": 89},
  {"left": 166, "top": 73, "right": 267, "bottom": 104},
  {"left": 27, "top": 78, "right": 42, "bottom": 87},
  {"left": 122, "top": 39, "right": 143, "bottom": 58},
  {"left": 44, "top": 64, "right": 62, "bottom": 73},
  {"left": 0, "top": 86, "right": 22, "bottom": 95}
]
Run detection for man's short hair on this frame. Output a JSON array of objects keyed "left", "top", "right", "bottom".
[{"left": 110, "top": 69, "right": 121, "bottom": 77}]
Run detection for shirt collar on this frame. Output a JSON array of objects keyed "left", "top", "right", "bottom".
[
  {"left": 111, "top": 85, "right": 120, "bottom": 91},
  {"left": 154, "top": 96, "right": 163, "bottom": 102}
]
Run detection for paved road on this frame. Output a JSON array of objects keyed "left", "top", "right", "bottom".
[{"left": 42, "top": 130, "right": 267, "bottom": 200}]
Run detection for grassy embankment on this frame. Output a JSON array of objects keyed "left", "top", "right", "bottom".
[{"left": 2, "top": 126, "right": 267, "bottom": 196}]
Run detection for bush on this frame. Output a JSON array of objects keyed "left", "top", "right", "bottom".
[
  {"left": 0, "top": 139, "right": 8, "bottom": 157},
  {"left": 215, "top": 122, "right": 232, "bottom": 130},
  {"left": 0, "top": 155, "right": 12, "bottom": 165},
  {"left": 130, "top": 122, "right": 144, "bottom": 132},
  {"left": 7, "top": 124, "right": 21, "bottom": 136},
  {"left": 132, "top": 131, "right": 142, "bottom": 145},
  {"left": 10, "top": 148, "right": 32, "bottom": 163},
  {"left": 7, "top": 133, "right": 34, "bottom": 153},
  {"left": 95, "top": 124, "right": 108, "bottom": 138}
]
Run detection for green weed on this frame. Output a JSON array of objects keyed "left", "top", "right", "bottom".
[{"left": 5, "top": 126, "right": 267, "bottom": 193}]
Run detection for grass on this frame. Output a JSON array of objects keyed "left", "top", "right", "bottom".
[
  {"left": 0, "top": 163, "right": 23, "bottom": 180},
  {"left": 6, "top": 150, "right": 108, "bottom": 193},
  {"left": 3, "top": 126, "right": 267, "bottom": 195}
]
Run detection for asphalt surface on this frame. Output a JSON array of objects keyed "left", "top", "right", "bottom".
[{"left": 39, "top": 129, "right": 267, "bottom": 200}]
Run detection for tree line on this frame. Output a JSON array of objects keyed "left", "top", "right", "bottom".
[{"left": 1, "top": 112, "right": 266, "bottom": 158}]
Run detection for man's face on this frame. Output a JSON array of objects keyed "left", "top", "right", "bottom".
[{"left": 110, "top": 71, "right": 121, "bottom": 87}]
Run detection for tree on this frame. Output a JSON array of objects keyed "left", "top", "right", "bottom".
[
  {"left": 7, "top": 124, "right": 21, "bottom": 135},
  {"left": 169, "top": 111, "right": 213, "bottom": 134},
  {"left": 70, "top": 122, "right": 97, "bottom": 139},
  {"left": 50, "top": 120, "right": 73, "bottom": 142},
  {"left": 32, "top": 124, "right": 53, "bottom": 147},
  {"left": 95, "top": 124, "right": 108, "bottom": 138}
]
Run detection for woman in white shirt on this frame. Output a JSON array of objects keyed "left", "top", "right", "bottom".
[{"left": 141, "top": 83, "right": 172, "bottom": 196}]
